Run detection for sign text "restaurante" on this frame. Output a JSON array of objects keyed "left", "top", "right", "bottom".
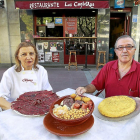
[{"left": 29, "top": 1, "right": 95, "bottom": 9}]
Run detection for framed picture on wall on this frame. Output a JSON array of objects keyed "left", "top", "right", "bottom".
[
  {"left": 50, "top": 42, "right": 57, "bottom": 52},
  {"left": 43, "top": 42, "right": 48, "bottom": 49},
  {"left": 45, "top": 52, "right": 52, "bottom": 62},
  {"left": 38, "top": 52, "right": 45, "bottom": 63},
  {"left": 36, "top": 42, "right": 44, "bottom": 53}
]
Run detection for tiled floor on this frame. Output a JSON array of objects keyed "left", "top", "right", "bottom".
[
  {"left": 0, "top": 66, "right": 105, "bottom": 98},
  {"left": 84, "top": 68, "right": 105, "bottom": 98},
  {"left": 47, "top": 67, "right": 89, "bottom": 93}
]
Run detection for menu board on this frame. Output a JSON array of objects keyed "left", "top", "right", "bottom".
[{"left": 65, "top": 17, "right": 77, "bottom": 34}]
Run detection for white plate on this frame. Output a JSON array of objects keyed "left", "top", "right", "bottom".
[
  {"left": 93, "top": 97, "right": 140, "bottom": 122},
  {"left": 11, "top": 90, "right": 59, "bottom": 116},
  {"left": 13, "top": 110, "right": 48, "bottom": 117}
]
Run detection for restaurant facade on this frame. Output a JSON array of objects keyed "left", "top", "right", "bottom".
[{"left": 0, "top": 0, "right": 140, "bottom": 67}]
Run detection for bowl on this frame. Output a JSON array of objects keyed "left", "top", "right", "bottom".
[{"left": 49, "top": 95, "right": 94, "bottom": 126}]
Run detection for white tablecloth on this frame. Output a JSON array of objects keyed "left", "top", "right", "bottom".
[{"left": 0, "top": 88, "right": 140, "bottom": 140}]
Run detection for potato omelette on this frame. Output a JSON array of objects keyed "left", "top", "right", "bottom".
[{"left": 98, "top": 96, "right": 136, "bottom": 118}]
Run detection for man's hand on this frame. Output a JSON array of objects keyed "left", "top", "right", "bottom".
[
  {"left": 75, "top": 87, "right": 86, "bottom": 95},
  {"left": 75, "top": 84, "right": 97, "bottom": 95}
]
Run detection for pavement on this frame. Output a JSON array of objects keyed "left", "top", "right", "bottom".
[{"left": 0, "top": 65, "right": 105, "bottom": 99}]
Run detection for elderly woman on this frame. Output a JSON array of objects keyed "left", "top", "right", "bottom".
[
  {"left": 76, "top": 35, "right": 140, "bottom": 97},
  {"left": 0, "top": 42, "right": 52, "bottom": 111}
]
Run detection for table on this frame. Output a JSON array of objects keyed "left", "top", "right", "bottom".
[{"left": 0, "top": 88, "right": 140, "bottom": 140}]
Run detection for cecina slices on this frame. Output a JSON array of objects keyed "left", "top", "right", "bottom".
[
  {"left": 11, "top": 90, "right": 59, "bottom": 115},
  {"left": 98, "top": 96, "right": 136, "bottom": 118}
]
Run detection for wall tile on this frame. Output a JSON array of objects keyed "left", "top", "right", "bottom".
[
  {"left": 0, "top": 46, "right": 11, "bottom": 63},
  {"left": 0, "top": 26, "right": 9, "bottom": 46},
  {"left": 8, "top": 11, "right": 19, "bottom": 24},
  {"left": 11, "top": 45, "right": 17, "bottom": 63},
  {"left": 10, "top": 36, "right": 21, "bottom": 46},
  {"left": 9, "top": 23, "right": 20, "bottom": 36},
  {"left": 0, "top": 10, "right": 8, "bottom": 27},
  {"left": 7, "top": 0, "right": 15, "bottom": 12}
]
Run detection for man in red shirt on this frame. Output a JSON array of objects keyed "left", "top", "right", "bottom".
[{"left": 76, "top": 35, "right": 140, "bottom": 97}]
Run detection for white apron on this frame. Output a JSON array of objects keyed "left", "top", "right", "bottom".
[{"left": 19, "top": 70, "right": 39, "bottom": 95}]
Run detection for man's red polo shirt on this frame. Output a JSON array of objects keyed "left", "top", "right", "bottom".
[{"left": 91, "top": 60, "right": 140, "bottom": 97}]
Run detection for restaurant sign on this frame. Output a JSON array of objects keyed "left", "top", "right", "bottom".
[{"left": 15, "top": 1, "right": 109, "bottom": 9}]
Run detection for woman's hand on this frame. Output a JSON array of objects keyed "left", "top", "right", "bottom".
[
  {"left": 75, "top": 87, "right": 86, "bottom": 95},
  {"left": 0, "top": 97, "right": 11, "bottom": 110}
]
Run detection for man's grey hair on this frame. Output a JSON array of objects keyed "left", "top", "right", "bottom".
[{"left": 114, "top": 35, "right": 136, "bottom": 48}]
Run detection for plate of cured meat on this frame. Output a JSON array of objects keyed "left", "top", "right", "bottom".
[{"left": 11, "top": 90, "right": 59, "bottom": 116}]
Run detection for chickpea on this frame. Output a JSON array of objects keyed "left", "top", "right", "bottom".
[{"left": 56, "top": 104, "right": 91, "bottom": 120}]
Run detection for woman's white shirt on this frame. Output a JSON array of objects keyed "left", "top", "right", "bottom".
[{"left": 0, "top": 64, "right": 52, "bottom": 102}]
